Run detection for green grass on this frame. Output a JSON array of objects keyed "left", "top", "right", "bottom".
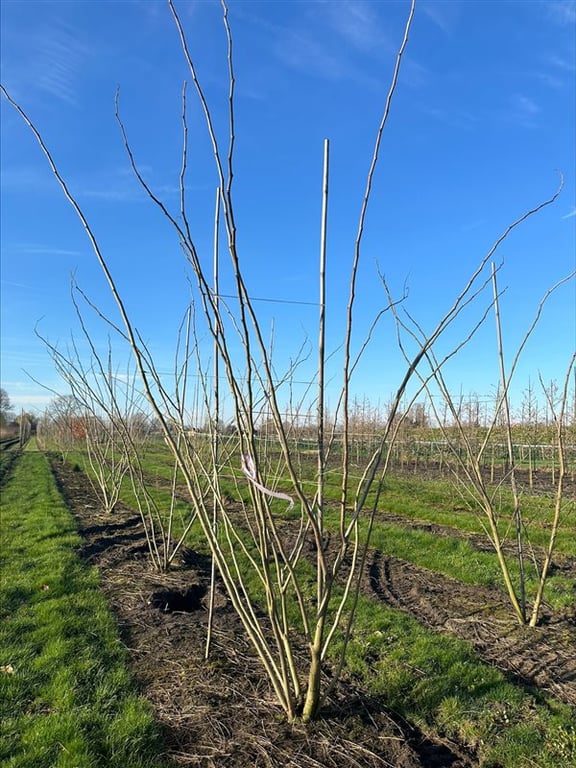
[
  {"left": 21, "top": 443, "right": 576, "bottom": 766},
  {"left": 374, "top": 474, "right": 576, "bottom": 555},
  {"left": 0, "top": 444, "right": 20, "bottom": 484},
  {"left": 60, "top": 438, "right": 575, "bottom": 612},
  {"left": 164, "top": 487, "right": 576, "bottom": 767},
  {"left": 0, "top": 451, "right": 172, "bottom": 768},
  {"left": 343, "top": 595, "right": 576, "bottom": 768}
]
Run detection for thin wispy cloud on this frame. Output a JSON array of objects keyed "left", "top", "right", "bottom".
[
  {"left": 503, "top": 93, "right": 541, "bottom": 127},
  {"left": 5, "top": 19, "right": 94, "bottom": 106},
  {"left": 1, "top": 280, "right": 33, "bottom": 290},
  {"left": 77, "top": 184, "right": 148, "bottom": 204},
  {"left": 130, "top": 0, "right": 164, "bottom": 22},
  {"left": 528, "top": 51, "right": 573, "bottom": 93},
  {"left": 546, "top": 0, "right": 576, "bottom": 26},
  {"left": 321, "top": 0, "right": 390, "bottom": 53},
  {"left": 424, "top": 105, "right": 478, "bottom": 130},
  {"left": 0, "top": 349, "right": 56, "bottom": 368},
  {"left": 399, "top": 57, "right": 431, "bottom": 90},
  {"left": 75, "top": 172, "right": 182, "bottom": 204},
  {"left": 36, "top": 25, "right": 90, "bottom": 103},
  {"left": 421, "top": 1, "right": 460, "bottom": 35},
  {"left": 0, "top": 165, "right": 58, "bottom": 194},
  {"left": 547, "top": 53, "right": 576, "bottom": 72},
  {"left": 9, "top": 245, "right": 83, "bottom": 258},
  {"left": 278, "top": 34, "right": 339, "bottom": 80},
  {"left": 561, "top": 207, "right": 576, "bottom": 219},
  {"left": 533, "top": 70, "right": 564, "bottom": 89},
  {"left": 273, "top": 28, "right": 380, "bottom": 88},
  {"left": 460, "top": 219, "right": 485, "bottom": 233},
  {"left": 513, "top": 93, "right": 540, "bottom": 116},
  {"left": 268, "top": 2, "right": 399, "bottom": 88},
  {"left": 1, "top": 155, "right": 179, "bottom": 206}
]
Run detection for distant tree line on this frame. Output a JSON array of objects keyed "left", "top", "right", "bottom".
[{"left": 0, "top": 389, "right": 38, "bottom": 437}]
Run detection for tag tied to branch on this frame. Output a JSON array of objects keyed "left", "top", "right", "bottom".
[{"left": 241, "top": 453, "right": 294, "bottom": 511}]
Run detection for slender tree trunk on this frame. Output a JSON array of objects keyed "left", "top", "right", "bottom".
[{"left": 302, "top": 617, "right": 327, "bottom": 722}]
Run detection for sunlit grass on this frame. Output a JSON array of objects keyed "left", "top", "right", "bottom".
[
  {"left": 342, "top": 595, "right": 576, "bottom": 768},
  {"left": 0, "top": 452, "right": 172, "bottom": 768},
  {"left": 61, "top": 436, "right": 575, "bottom": 611},
  {"left": 24, "top": 442, "right": 576, "bottom": 767},
  {"left": 375, "top": 474, "right": 575, "bottom": 554}
]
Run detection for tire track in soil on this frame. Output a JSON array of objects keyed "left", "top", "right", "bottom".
[{"left": 368, "top": 551, "right": 576, "bottom": 707}]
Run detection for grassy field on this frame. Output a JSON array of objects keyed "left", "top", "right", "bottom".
[
  {"left": 0, "top": 450, "right": 172, "bottom": 768},
  {"left": 5, "top": 439, "right": 575, "bottom": 766},
  {"left": 343, "top": 595, "right": 576, "bottom": 768},
  {"left": 63, "top": 435, "right": 575, "bottom": 612}
]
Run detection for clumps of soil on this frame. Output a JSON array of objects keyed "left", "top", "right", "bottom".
[{"left": 148, "top": 585, "right": 207, "bottom": 613}]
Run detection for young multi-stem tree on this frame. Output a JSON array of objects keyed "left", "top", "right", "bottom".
[
  {"left": 37, "top": 325, "right": 131, "bottom": 517},
  {"left": 36, "top": 287, "right": 199, "bottom": 572},
  {"left": 390, "top": 258, "right": 574, "bottom": 627},
  {"left": 2, "top": 0, "right": 569, "bottom": 719}
]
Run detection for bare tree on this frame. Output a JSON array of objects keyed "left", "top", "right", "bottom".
[
  {"left": 37, "top": 323, "right": 132, "bottom": 517},
  {"left": 529, "top": 360, "right": 575, "bottom": 625},
  {"left": 2, "top": 0, "right": 570, "bottom": 720},
  {"left": 0, "top": 388, "right": 14, "bottom": 432},
  {"left": 396, "top": 258, "right": 574, "bottom": 627},
  {"left": 41, "top": 394, "right": 86, "bottom": 461},
  {"left": 36, "top": 287, "right": 200, "bottom": 571}
]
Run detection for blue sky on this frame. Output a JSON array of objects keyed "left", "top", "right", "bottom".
[{"left": 1, "top": 0, "right": 575, "bottom": 423}]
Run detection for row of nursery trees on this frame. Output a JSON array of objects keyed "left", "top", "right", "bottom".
[
  {"left": 39, "top": 384, "right": 574, "bottom": 480},
  {"left": 3, "top": 0, "right": 574, "bottom": 722},
  {"left": 38, "top": 385, "right": 576, "bottom": 440}
]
